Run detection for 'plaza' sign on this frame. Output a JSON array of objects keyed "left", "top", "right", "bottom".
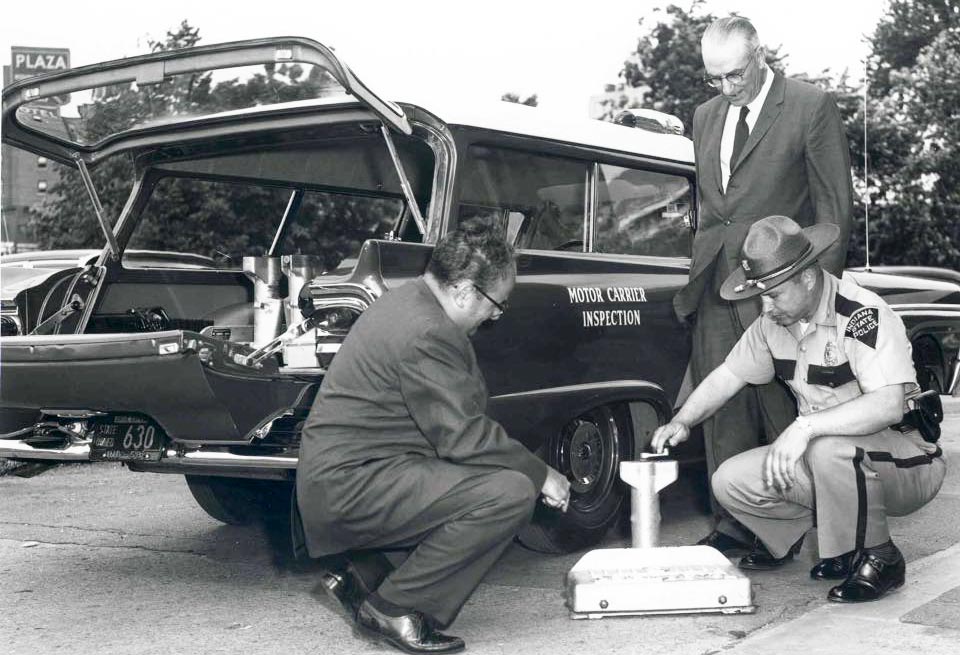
[{"left": 10, "top": 46, "right": 71, "bottom": 107}]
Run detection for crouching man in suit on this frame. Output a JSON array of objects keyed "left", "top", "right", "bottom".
[
  {"left": 653, "top": 215, "right": 945, "bottom": 602},
  {"left": 295, "top": 218, "right": 570, "bottom": 653}
]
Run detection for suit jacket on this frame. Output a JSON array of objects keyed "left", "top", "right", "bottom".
[
  {"left": 675, "top": 73, "right": 854, "bottom": 327},
  {"left": 296, "top": 277, "right": 547, "bottom": 557}
]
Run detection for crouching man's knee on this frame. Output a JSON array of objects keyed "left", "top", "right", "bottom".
[
  {"left": 803, "top": 435, "right": 856, "bottom": 471},
  {"left": 711, "top": 459, "right": 737, "bottom": 510},
  {"left": 486, "top": 469, "right": 538, "bottom": 523}
]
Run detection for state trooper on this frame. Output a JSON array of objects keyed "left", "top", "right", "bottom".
[{"left": 652, "top": 214, "right": 946, "bottom": 602}]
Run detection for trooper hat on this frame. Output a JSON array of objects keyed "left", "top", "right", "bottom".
[{"left": 720, "top": 215, "right": 840, "bottom": 300}]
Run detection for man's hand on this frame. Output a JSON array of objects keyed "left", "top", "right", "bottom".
[
  {"left": 541, "top": 466, "right": 571, "bottom": 512},
  {"left": 763, "top": 419, "right": 814, "bottom": 490},
  {"left": 650, "top": 421, "right": 690, "bottom": 454}
]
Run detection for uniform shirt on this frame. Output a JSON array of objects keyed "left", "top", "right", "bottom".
[{"left": 725, "top": 271, "right": 925, "bottom": 443}]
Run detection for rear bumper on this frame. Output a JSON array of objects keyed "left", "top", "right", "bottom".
[{"left": 0, "top": 439, "right": 297, "bottom": 473}]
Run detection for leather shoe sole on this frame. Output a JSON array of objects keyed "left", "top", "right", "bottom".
[
  {"left": 738, "top": 535, "right": 804, "bottom": 570},
  {"left": 356, "top": 601, "right": 465, "bottom": 654},
  {"left": 828, "top": 552, "right": 905, "bottom": 603}
]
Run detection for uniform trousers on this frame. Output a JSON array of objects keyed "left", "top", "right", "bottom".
[
  {"left": 712, "top": 430, "right": 946, "bottom": 559},
  {"left": 690, "top": 253, "right": 797, "bottom": 535},
  {"left": 341, "top": 464, "right": 537, "bottom": 627}
]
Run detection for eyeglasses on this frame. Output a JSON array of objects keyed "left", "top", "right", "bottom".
[
  {"left": 702, "top": 47, "right": 759, "bottom": 89},
  {"left": 472, "top": 284, "right": 508, "bottom": 313}
]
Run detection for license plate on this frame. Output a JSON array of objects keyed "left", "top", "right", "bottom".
[{"left": 90, "top": 415, "right": 165, "bottom": 462}]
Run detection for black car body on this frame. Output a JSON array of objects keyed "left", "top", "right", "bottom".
[{"left": 2, "top": 38, "right": 958, "bottom": 553}]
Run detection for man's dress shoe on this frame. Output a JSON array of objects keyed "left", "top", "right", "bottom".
[
  {"left": 828, "top": 550, "right": 905, "bottom": 602},
  {"left": 810, "top": 551, "right": 855, "bottom": 580},
  {"left": 697, "top": 530, "right": 752, "bottom": 554},
  {"left": 356, "top": 600, "right": 465, "bottom": 654},
  {"left": 738, "top": 536, "right": 804, "bottom": 570}
]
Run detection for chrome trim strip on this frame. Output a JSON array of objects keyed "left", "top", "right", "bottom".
[
  {"left": 164, "top": 449, "right": 297, "bottom": 469},
  {"left": 0, "top": 441, "right": 298, "bottom": 469},
  {"left": 0, "top": 441, "right": 92, "bottom": 461}
]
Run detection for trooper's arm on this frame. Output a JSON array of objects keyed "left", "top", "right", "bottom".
[{"left": 651, "top": 364, "right": 747, "bottom": 452}]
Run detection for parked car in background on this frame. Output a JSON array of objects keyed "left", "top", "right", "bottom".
[{"left": 2, "top": 38, "right": 958, "bottom": 554}]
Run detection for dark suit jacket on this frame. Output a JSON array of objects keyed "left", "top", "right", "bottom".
[
  {"left": 675, "top": 73, "right": 854, "bottom": 327},
  {"left": 296, "top": 277, "right": 547, "bottom": 557}
]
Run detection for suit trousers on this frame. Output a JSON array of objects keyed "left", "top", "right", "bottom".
[
  {"left": 712, "top": 431, "right": 946, "bottom": 558},
  {"left": 356, "top": 464, "right": 537, "bottom": 627},
  {"left": 690, "top": 254, "right": 797, "bottom": 535}
]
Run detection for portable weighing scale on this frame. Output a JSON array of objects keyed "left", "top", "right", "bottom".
[{"left": 565, "top": 453, "right": 756, "bottom": 619}]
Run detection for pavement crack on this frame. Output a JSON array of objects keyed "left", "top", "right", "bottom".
[
  {"left": 0, "top": 520, "right": 212, "bottom": 543},
  {"left": 1, "top": 536, "right": 203, "bottom": 556}
]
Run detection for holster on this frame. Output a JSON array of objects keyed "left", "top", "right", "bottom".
[{"left": 898, "top": 390, "right": 943, "bottom": 444}]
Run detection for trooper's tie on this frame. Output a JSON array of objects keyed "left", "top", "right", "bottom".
[{"left": 731, "top": 106, "right": 750, "bottom": 168}]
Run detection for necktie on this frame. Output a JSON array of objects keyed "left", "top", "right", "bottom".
[{"left": 731, "top": 106, "right": 750, "bottom": 168}]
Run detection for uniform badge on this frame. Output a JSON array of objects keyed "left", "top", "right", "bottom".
[
  {"left": 844, "top": 307, "right": 880, "bottom": 349},
  {"left": 741, "top": 259, "right": 751, "bottom": 271},
  {"left": 823, "top": 341, "right": 839, "bottom": 366}
]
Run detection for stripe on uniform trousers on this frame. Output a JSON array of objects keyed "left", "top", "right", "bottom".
[
  {"left": 854, "top": 447, "right": 868, "bottom": 551},
  {"left": 866, "top": 447, "right": 943, "bottom": 468},
  {"left": 851, "top": 446, "right": 943, "bottom": 550}
]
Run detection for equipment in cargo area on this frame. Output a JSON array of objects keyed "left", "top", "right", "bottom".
[{"left": 565, "top": 453, "right": 755, "bottom": 619}]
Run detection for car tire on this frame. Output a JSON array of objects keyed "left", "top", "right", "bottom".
[
  {"left": 517, "top": 404, "right": 633, "bottom": 554},
  {"left": 185, "top": 475, "right": 290, "bottom": 526}
]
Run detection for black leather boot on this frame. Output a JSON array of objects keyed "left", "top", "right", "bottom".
[
  {"left": 810, "top": 550, "right": 855, "bottom": 580},
  {"left": 356, "top": 600, "right": 465, "bottom": 654},
  {"left": 828, "top": 543, "right": 905, "bottom": 602},
  {"left": 738, "top": 535, "right": 804, "bottom": 570}
]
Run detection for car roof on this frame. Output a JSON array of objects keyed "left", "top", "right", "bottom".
[
  {"left": 119, "top": 94, "right": 696, "bottom": 166},
  {"left": 404, "top": 94, "right": 694, "bottom": 164}
]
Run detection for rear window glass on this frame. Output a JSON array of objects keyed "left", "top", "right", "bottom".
[{"left": 128, "top": 177, "right": 403, "bottom": 272}]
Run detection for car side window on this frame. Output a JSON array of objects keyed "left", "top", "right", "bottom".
[
  {"left": 593, "top": 164, "right": 692, "bottom": 258},
  {"left": 456, "top": 146, "right": 587, "bottom": 251}
]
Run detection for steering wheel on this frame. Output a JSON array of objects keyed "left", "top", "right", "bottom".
[{"left": 555, "top": 239, "right": 585, "bottom": 251}]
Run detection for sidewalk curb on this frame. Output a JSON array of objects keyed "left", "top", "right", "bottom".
[{"left": 725, "top": 542, "right": 960, "bottom": 654}]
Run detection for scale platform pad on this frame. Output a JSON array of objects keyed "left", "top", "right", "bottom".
[{"left": 566, "top": 545, "right": 755, "bottom": 619}]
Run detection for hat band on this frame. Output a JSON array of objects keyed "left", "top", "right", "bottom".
[{"left": 733, "top": 242, "right": 813, "bottom": 293}]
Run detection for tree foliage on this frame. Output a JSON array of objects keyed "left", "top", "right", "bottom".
[
  {"left": 596, "top": 1, "right": 784, "bottom": 133},
  {"left": 848, "top": 0, "right": 960, "bottom": 268},
  {"left": 599, "top": 0, "right": 960, "bottom": 270}
]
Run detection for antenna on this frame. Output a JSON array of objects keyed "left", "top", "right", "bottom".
[{"left": 863, "top": 57, "right": 871, "bottom": 271}]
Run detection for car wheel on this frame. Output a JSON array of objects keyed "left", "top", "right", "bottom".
[
  {"left": 185, "top": 475, "right": 290, "bottom": 526},
  {"left": 517, "top": 404, "right": 632, "bottom": 554}
]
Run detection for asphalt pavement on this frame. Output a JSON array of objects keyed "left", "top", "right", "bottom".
[{"left": 1, "top": 401, "right": 958, "bottom": 655}]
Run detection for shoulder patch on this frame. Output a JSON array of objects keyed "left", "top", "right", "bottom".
[
  {"left": 844, "top": 306, "right": 880, "bottom": 348},
  {"left": 835, "top": 293, "right": 864, "bottom": 318}
]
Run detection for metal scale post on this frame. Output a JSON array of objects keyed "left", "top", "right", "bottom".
[{"left": 565, "top": 454, "right": 756, "bottom": 619}]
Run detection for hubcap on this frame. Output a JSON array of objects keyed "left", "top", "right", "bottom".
[{"left": 568, "top": 421, "right": 603, "bottom": 493}]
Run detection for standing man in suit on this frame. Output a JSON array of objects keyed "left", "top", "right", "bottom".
[
  {"left": 295, "top": 219, "right": 570, "bottom": 654},
  {"left": 674, "top": 16, "right": 854, "bottom": 552}
]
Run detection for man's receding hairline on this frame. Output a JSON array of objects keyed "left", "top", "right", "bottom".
[{"left": 702, "top": 16, "right": 760, "bottom": 51}]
